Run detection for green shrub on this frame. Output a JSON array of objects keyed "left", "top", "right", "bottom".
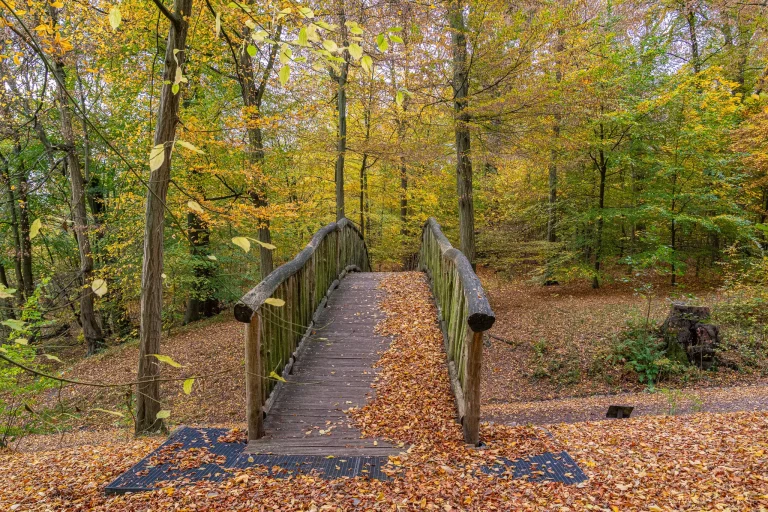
[{"left": 611, "top": 322, "right": 686, "bottom": 389}]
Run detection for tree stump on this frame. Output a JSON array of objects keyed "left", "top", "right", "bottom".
[{"left": 661, "top": 302, "right": 720, "bottom": 370}]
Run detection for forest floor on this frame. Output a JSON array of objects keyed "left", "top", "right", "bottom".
[
  {"left": 478, "top": 267, "right": 768, "bottom": 425},
  {"left": 1, "top": 272, "right": 767, "bottom": 509}
]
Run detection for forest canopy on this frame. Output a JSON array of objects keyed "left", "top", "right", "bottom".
[{"left": 2, "top": 0, "right": 768, "bottom": 383}]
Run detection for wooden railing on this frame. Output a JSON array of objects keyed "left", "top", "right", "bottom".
[
  {"left": 234, "top": 218, "right": 371, "bottom": 440},
  {"left": 418, "top": 217, "right": 495, "bottom": 445}
]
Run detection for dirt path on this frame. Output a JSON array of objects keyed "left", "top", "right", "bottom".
[{"left": 483, "top": 384, "right": 768, "bottom": 425}]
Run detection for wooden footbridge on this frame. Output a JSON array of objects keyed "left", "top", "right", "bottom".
[{"left": 234, "top": 218, "right": 495, "bottom": 456}]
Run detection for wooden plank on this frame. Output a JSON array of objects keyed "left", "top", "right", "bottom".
[
  {"left": 245, "top": 315, "right": 264, "bottom": 440},
  {"left": 247, "top": 272, "right": 397, "bottom": 457}
]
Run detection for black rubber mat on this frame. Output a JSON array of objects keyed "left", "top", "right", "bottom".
[
  {"left": 106, "top": 427, "right": 588, "bottom": 493},
  {"left": 105, "top": 427, "right": 392, "bottom": 494},
  {"left": 480, "top": 450, "right": 589, "bottom": 484}
]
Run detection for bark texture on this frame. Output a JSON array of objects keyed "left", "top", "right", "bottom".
[
  {"left": 448, "top": 0, "right": 476, "bottom": 266},
  {"left": 136, "top": 0, "right": 193, "bottom": 434}
]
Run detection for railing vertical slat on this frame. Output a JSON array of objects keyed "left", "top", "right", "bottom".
[
  {"left": 236, "top": 218, "right": 370, "bottom": 440},
  {"left": 418, "top": 217, "right": 495, "bottom": 446},
  {"left": 245, "top": 314, "right": 264, "bottom": 441}
]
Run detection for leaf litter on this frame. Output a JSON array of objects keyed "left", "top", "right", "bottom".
[{"left": 0, "top": 273, "right": 766, "bottom": 510}]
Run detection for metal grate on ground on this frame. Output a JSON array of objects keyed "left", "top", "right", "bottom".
[
  {"left": 106, "top": 427, "right": 588, "bottom": 494},
  {"left": 480, "top": 451, "right": 589, "bottom": 484},
  {"left": 105, "top": 427, "right": 392, "bottom": 494}
]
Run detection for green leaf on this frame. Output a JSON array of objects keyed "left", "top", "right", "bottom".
[
  {"left": 183, "top": 378, "right": 194, "bottom": 395},
  {"left": 109, "top": 5, "right": 121, "bottom": 31},
  {"left": 298, "top": 27, "right": 308, "bottom": 46},
  {"left": 14, "top": 338, "right": 28, "bottom": 345},
  {"left": 269, "top": 370, "right": 286, "bottom": 382},
  {"left": 322, "top": 39, "right": 339, "bottom": 53},
  {"left": 247, "top": 44, "right": 257, "bottom": 57},
  {"left": 388, "top": 26, "right": 403, "bottom": 32},
  {"left": 264, "top": 297, "right": 285, "bottom": 307},
  {"left": 376, "top": 33, "right": 388, "bottom": 52},
  {"left": 29, "top": 218, "right": 42, "bottom": 239},
  {"left": 345, "top": 21, "right": 364, "bottom": 35},
  {"left": 347, "top": 43, "right": 362, "bottom": 61},
  {"left": 156, "top": 410, "right": 171, "bottom": 419},
  {"left": 92, "top": 407, "right": 124, "bottom": 417},
  {"left": 299, "top": 6, "right": 314, "bottom": 18},
  {"left": 279, "top": 65, "right": 290, "bottom": 86},
  {"left": 91, "top": 279, "right": 108, "bottom": 298},
  {"left": 232, "top": 236, "right": 250, "bottom": 253},
  {"left": 171, "top": 83, "right": 180, "bottom": 95},
  {"left": 149, "top": 144, "right": 165, "bottom": 172},
  {"left": 396, "top": 90, "right": 404, "bottom": 106},
  {"left": 361, "top": 55, "right": 373, "bottom": 74},
  {"left": 176, "top": 140, "right": 205, "bottom": 154},
  {"left": 1, "top": 319, "right": 26, "bottom": 331},
  {"left": 390, "top": 35, "right": 403, "bottom": 44},
  {"left": 43, "top": 354, "right": 62, "bottom": 363},
  {"left": 252, "top": 30, "right": 268, "bottom": 42},
  {"left": 150, "top": 354, "right": 183, "bottom": 368}
]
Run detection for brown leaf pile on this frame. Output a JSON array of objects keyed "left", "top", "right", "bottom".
[
  {"left": 217, "top": 427, "right": 247, "bottom": 444},
  {"left": 147, "top": 444, "right": 227, "bottom": 471},
  {"left": 349, "top": 272, "right": 558, "bottom": 460}
]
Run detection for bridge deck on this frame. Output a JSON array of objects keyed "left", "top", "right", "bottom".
[{"left": 245, "top": 272, "right": 400, "bottom": 456}]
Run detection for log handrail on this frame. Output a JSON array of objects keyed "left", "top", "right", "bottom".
[
  {"left": 235, "top": 218, "right": 371, "bottom": 440},
  {"left": 418, "top": 217, "right": 495, "bottom": 445}
]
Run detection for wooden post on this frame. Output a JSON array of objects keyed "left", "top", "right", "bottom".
[
  {"left": 246, "top": 313, "right": 264, "bottom": 440},
  {"left": 462, "top": 329, "right": 483, "bottom": 445}
]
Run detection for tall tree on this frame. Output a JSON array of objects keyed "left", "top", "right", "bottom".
[
  {"left": 332, "top": 0, "right": 351, "bottom": 221},
  {"left": 48, "top": 5, "right": 105, "bottom": 353},
  {"left": 136, "top": 0, "right": 194, "bottom": 434},
  {"left": 448, "top": 0, "right": 476, "bottom": 265}
]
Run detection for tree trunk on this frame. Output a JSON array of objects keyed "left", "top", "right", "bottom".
[
  {"left": 136, "top": 0, "right": 193, "bottom": 434},
  {"left": 333, "top": 3, "right": 350, "bottom": 222},
  {"left": 0, "top": 263, "right": 15, "bottom": 320},
  {"left": 183, "top": 209, "right": 216, "bottom": 324},
  {"left": 2, "top": 167, "right": 25, "bottom": 307},
  {"left": 359, "top": 153, "right": 368, "bottom": 238},
  {"left": 50, "top": 31, "right": 105, "bottom": 355},
  {"left": 592, "top": 146, "right": 607, "bottom": 289},
  {"left": 687, "top": 8, "right": 700, "bottom": 74},
  {"left": 547, "top": 29, "right": 564, "bottom": 243},
  {"left": 238, "top": 18, "right": 280, "bottom": 279},
  {"left": 449, "top": 0, "right": 476, "bottom": 266},
  {"left": 16, "top": 164, "right": 34, "bottom": 300}
]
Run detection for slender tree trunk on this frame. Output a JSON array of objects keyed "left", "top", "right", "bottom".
[
  {"left": 687, "top": 8, "right": 701, "bottom": 74},
  {"left": 547, "top": 29, "right": 564, "bottom": 243},
  {"left": 398, "top": 107, "right": 408, "bottom": 238},
  {"left": 0, "top": 263, "right": 14, "bottom": 320},
  {"left": 592, "top": 147, "right": 607, "bottom": 289},
  {"left": 50, "top": 38, "right": 105, "bottom": 355},
  {"left": 136, "top": 0, "right": 193, "bottom": 434},
  {"left": 670, "top": 172, "right": 678, "bottom": 286},
  {"left": 183, "top": 211, "right": 214, "bottom": 324},
  {"left": 449, "top": 0, "right": 476, "bottom": 266},
  {"left": 75, "top": 64, "right": 105, "bottom": 232},
  {"left": 359, "top": 153, "right": 368, "bottom": 237},
  {"left": 15, "top": 163, "right": 33, "bottom": 300},
  {"left": 333, "top": 4, "right": 350, "bottom": 222},
  {"left": 238, "top": 19, "right": 280, "bottom": 279},
  {"left": 1, "top": 164, "right": 25, "bottom": 306}
]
